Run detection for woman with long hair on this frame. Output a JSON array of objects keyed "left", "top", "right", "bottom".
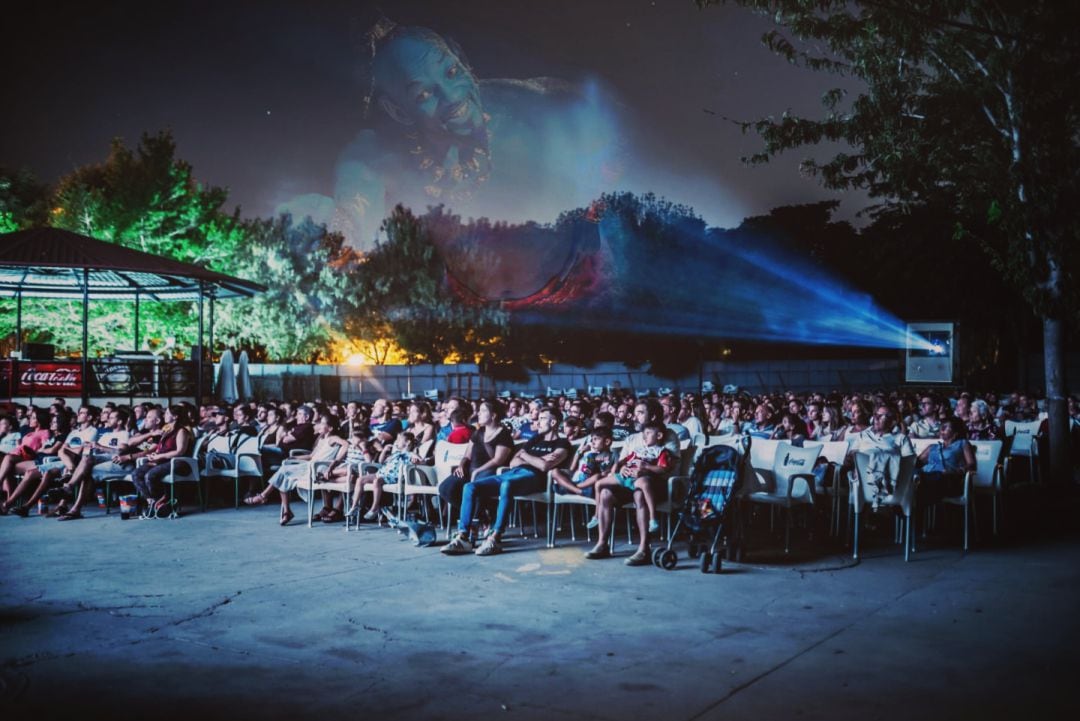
[
  {"left": 129, "top": 405, "right": 194, "bottom": 517},
  {"left": 245, "top": 413, "right": 347, "bottom": 526}
]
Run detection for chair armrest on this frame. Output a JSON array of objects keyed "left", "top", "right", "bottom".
[
  {"left": 668, "top": 475, "right": 691, "bottom": 506},
  {"left": 406, "top": 463, "right": 438, "bottom": 487},
  {"left": 288, "top": 448, "right": 311, "bottom": 458},
  {"left": 787, "top": 472, "right": 816, "bottom": 500},
  {"left": 169, "top": 456, "right": 198, "bottom": 477}
]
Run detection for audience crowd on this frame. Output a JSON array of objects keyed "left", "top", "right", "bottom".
[{"left": 1, "top": 387, "right": 1077, "bottom": 561}]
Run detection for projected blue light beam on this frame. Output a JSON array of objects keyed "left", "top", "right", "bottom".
[{"left": 515, "top": 206, "right": 938, "bottom": 352}]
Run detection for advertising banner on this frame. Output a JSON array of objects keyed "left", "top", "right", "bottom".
[{"left": 16, "top": 362, "right": 83, "bottom": 396}]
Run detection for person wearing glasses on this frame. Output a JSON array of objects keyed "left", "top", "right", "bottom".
[{"left": 908, "top": 395, "right": 942, "bottom": 439}]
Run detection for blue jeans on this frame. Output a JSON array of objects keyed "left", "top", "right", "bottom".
[{"left": 457, "top": 467, "right": 545, "bottom": 535}]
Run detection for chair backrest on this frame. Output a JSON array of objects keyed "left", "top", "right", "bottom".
[
  {"left": 677, "top": 444, "right": 696, "bottom": 476},
  {"left": 771, "top": 441, "right": 820, "bottom": 501},
  {"left": 433, "top": 440, "right": 468, "bottom": 482},
  {"left": 911, "top": 437, "right": 938, "bottom": 457},
  {"left": 749, "top": 438, "right": 780, "bottom": 472},
  {"left": 1004, "top": 420, "right": 1041, "bottom": 456},
  {"left": 969, "top": 440, "right": 1003, "bottom": 490},
  {"left": 416, "top": 438, "right": 435, "bottom": 461},
  {"left": 815, "top": 440, "right": 848, "bottom": 466},
  {"left": 234, "top": 433, "right": 260, "bottom": 456},
  {"left": 691, "top": 433, "right": 707, "bottom": 449},
  {"left": 852, "top": 451, "right": 917, "bottom": 513}
]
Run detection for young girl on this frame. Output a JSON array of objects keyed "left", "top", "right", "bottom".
[{"left": 349, "top": 431, "right": 417, "bottom": 520}]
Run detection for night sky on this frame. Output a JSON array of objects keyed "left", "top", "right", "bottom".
[{"left": 2, "top": 0, "right": 863, "bottom": 231}]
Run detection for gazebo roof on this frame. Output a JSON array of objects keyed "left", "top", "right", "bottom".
[{"left": 0, "top": 227, "right": 265, "bottom": 300}]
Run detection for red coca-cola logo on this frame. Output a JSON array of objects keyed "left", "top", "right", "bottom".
[
  {"left": 16, "top": 363, "right": 83, "bottom": 395},
  {"left": 19, "top": 368, "right": 80, "bottom": 387}
]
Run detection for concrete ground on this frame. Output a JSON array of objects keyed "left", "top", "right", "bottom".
[{"left": 1, "top": 497, "right": 1078, "bottom": 721}]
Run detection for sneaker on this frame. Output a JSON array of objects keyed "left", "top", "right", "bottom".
[
  {"left": 648, "top": 519, "right": 660, "bottom": 533},
  {"left": 624, "top": 549, "right": 650, "bottom": 566},
  {"left": 586, "top": 516, "right": 599, "bottom": 530},
  {"left": 440, "top": 533, "right": 474, "bottom": 555},
  {"left": 584, "top": 545, "right": 611, "bottom": 560},
  {"left": 474, "top": 535, "right": 503, "bottom": 556}
]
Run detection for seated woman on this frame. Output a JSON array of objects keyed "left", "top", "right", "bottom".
[
  {"left": 405, "top": 401, "right": 437, "bottom": 450},
  {"left": 4, "top": 408, "right": 96, "bottom": 517},
  {"left": 0, "top": 409, "right": 65, "bottom": 514},
  {"left": 705, "top": 404, "right": 726, "bottom": 437},
  {"left": 966, "top": 399, "right": 1002, "bottom": 441},
  {"left": 916, "top": 416, "right": 976, "bottom": 510},
  {"left": 438, "top": 399, "right": 514, "bottom": 516},
  {"left": 770, "top": 411, "right": 809, "bottom": 445},
  {"left": 244, "top": 413, "right": 347, "bottom": 525},
  {"left": 814, "top": 405, "right": 847, "bottom": 442},
  {"left": 346, "top": 431, "right": 418, "bottom": 521},
  {"left": 129, "top": 405, "right": 195, "bottom": 518}
]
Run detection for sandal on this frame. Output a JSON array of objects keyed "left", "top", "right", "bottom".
[
  {"left": 47, "top": 503, "right": 69, "bottom": 518},
  {"left": 243, "top": 494, "right": 268, "bottom": 506},
  {"left": 279, "top": 509, "right": 294, "bottom": 526},
  {"left": 11, "top": 504, "right": 29, "bottom": 518},
  {"left": 57, "top": 510, "right": 84, "bottom": 521},
  {"left": 322, "top": 508, "right": 343, "bottom": 523}
]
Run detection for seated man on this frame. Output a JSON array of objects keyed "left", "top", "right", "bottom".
[
  {"left": 585, "top": 399, "right": 680, "bottom": 566},
  {"left": 849, "top": 406, "right": 915, "bottom": 508},
  {"left": 441, "top": 406, "right": 571, "bottom": 557},
  {"left": 53, "top": 407, "right": 139, "bottom": 520}
]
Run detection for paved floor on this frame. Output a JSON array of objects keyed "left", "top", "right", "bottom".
[{"left": 1, "top": 500, "right": 1078, "bottom": 721}]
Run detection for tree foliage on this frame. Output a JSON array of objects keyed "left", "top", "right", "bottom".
[
  {"left": 211, "top": 215, "right": 360, "bottom": 363},
  {"left": 699, "top": 0, "right": 1078, "bottom": 318},
  {"left": 699, "top": 0, "right": 1078, "bottom": 485},
  {"left": 351, "top": 205, "right": 509, "bottom": 365}
]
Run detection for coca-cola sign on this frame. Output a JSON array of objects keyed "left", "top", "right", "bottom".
[{"left": 17, "top": 363, "right": 83, "bottom": 396}]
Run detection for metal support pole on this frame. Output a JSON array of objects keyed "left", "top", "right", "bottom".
[
  {"left": 15, "top": 292, "right": 23, "bottom": 353},
  {"left": 196, "top": 282, "right": 205, "bottom": 405},
  {"left": 82, "top": 268, "right": 90, "bottom": 406},
  {"left": 134, "top": 291, "right": 140, "bottom": 349},
  {"left": 208, "top": 294, "right": 216, "bottom": 361}
]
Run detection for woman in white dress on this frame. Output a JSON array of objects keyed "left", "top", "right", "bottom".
[{"left": 245, "top": 413, "right": 347, "bottom": 525}]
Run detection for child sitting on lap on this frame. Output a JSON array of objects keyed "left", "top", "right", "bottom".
[{"left": 594, "top": 421, "right": 672, "bottom": 533}]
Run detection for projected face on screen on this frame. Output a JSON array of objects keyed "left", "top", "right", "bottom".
[
  {"left": 372, "top": 32, "right": 485, "bottom": 139},
  {"left": 279, "top": 20, "right": 622, "bottom": 304}
]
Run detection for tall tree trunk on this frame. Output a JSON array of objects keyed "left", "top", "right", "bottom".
[{"left": 1042, "top": 317, "right": 1069, "bottom": 494}]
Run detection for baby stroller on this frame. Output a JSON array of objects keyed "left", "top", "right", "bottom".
[{"left": 653, "top": 439, "right": 748, "bottom": 573}]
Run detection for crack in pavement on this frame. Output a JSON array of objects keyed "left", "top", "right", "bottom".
[{"left": 147, "top": 590, "right": 243, "bottom": 633}]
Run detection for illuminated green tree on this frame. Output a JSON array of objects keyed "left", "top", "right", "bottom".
[
  {"left": 702, "top": 0, "right": 1080, "bottom": 485},
  {"left": 213, "top": 215, "right": 361, "bottom": 363}
]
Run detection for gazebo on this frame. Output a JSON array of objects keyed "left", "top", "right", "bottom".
[{"left": 0, "top": 227, "right": 265, "bottom": 404}]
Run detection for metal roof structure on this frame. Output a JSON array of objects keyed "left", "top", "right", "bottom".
[{"left": 0, "top": 227, "right": 265, "bottom": 300}]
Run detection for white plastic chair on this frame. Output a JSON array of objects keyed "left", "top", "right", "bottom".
[
  {"left": 742, "top": 441, "right": 820, "bottom": 553},
  {"left": 1004, "top": 420, "right": 1041, "bottom": 485},
  {"left": 941, "top": 440, "right": 1003, "bottom": 548},
  {"left": 851, "top": 452, "right": 917, "bottom": 560}
]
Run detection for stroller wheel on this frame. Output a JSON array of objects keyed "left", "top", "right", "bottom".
[
  {"left": 652, "top": 547, "right": 665, "bottom": 567},
  {"left": 713, "top": 553, "right": 723, "bottom": 574},
  {"left": 659, "top": 549, "right": 678, "bottom": 570},
  {"left": 700, "top": 552, "right": 713, "bottom": 574},
  {"left": 688, "top": 543, "right": 702, "bottom": 559}
]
